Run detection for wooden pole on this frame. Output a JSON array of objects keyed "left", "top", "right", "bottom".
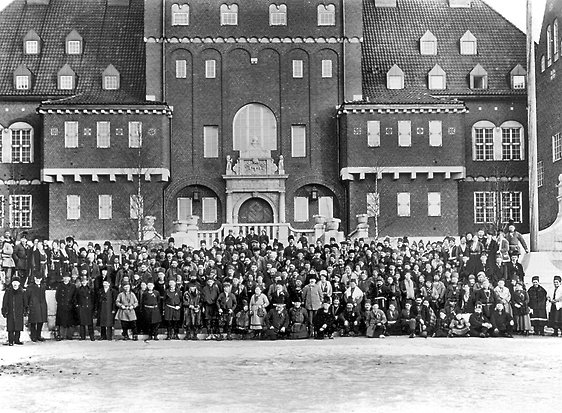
[{"left": 527, "top": 0, "right": 539, "bottom": 251}]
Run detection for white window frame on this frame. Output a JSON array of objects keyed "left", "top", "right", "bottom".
[
  {"left": 367, "top": 120, "right": 380, "bottom": 147},
  {"left": 321, "top": 59, "right": 333, "bottom": 78},
  {"left": 15, "top": 75, "right": 30, "bottom": 90},
  {"left": 269, "top": 4, "right": 287, "bottom": 26},
  {"left": 176, "top": 59, "right": 187, "bottom": 79},
  {"left": 294, "top": 196, "right": 309, "bottom": 222},
  {"left": 460, "top": 31, "right": 477, "bottom": 55},
  {"left": 98, "top": 195, "right": 112, "bottom": 220},
  {"left": 474, "top": 192, "right": 497, "bottom": 224},
  {"left": 500, "top": 192, "right": 522, "bottom": 224},
  {"left": 554, "top": 133, "right": 562, "bottom": 162},
  {"left": 25, "top": 40, "right": 38, "bottom": 55},
  {"left": 291, "top": 125, "right": 306, "bottom": 157},
  {"left": 67, "top": 40, "right": 81, "bottom": 55},
  {"left": 429, "top": 120, "right": 442, "bottom": 147},
  {"left": 177, "top": 197, "right": 193, "bottom": 221},
  {"left": 220, "top": 4, "right": 238, "bottom": 26},
  {"left": 512, "top": 75, "right": 526, "bottom": 89},
  {"left": 66, "top": 195, "right": 80, "bottom": 220},
  {"left": 428, "top": 192, "right": 441, "bottom": 217},
  {"left": 501, "top": 127, "right": 522, "bottom": 161},
  {"left": 203, "top": 126, "right": 219, "bottom": 158},
  {"left": 0, "top": 195, "right": 5, "bottom": 228},
  {"left": 59, "top": 75, "right": 74, "bottom": 90},
  {"left": 171, "top": 4, "right": 190, "bottom": 26},
  {"left": 103, "top": 75, "right": 119, "bottom": 90},
  {"left": 9, "top": 195, "right": 32, "bottom": 228},
  {"left": 317, "top": 4, "right": 335, "bottom": 26},
  {"left": 130, "top": 194, "right": 143, "bottom": 220},
  {"left": 397, "top": 192, "right": 411, "bottom": 217},
  {"left": 128, "top": 121, "right": 142, "bottom": 148},
  {"left": 64, "top": 121, "right": 79, "bottom": 148},
  {"left": 202, "top": 197, "right": 218, "bottom": 223},
  {"left": 10, "top": 127, "right": 33, "bottom": 163},
  {"left": 398, "top": 120, "right": 411, "bottom": 147},
  {"left": 318, "top": 196, "right": 334, "bottom": 219},
  {"left": 205, "top": 60, "right": 216, "bottom": 79},
  {"left": 547, "top": 25, "right": 553, "bottom": 67},
  {"left": 292, "top": 60, "right": 304, "bottom": 78},
  {"left": 555, "top": 19, "right": 560, "bottom": 62},
  {"left": 387, "top": 75, "right": 403, "bottom": 90},
  {"left": 96, "top": 121, "right": 110, "bottom": 148}
]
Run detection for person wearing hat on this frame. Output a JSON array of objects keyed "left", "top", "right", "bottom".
[
  {"left": 163, "top": 279, "right": 182, "bottom": 340},
  {"left": 512, "top": 282, "right": 531, "bottom": 335},
  {"left": 217, "top": 281, "right": 237, "bottom": 340},
  {"left": 313, "top": 296, "right": 335, "bottom": 339},
  {"left": 338, "top": 299, "right": 360, "bottom": 337},
  {"left": 505, "top": 220, "right": 529, "bottom": 255},
  {"left": 183, "top": 282, "right": 202, "bottom": 340},
  {"left": 288, "top": 296, "right": 308, "bottom": 339},
  {"left": 528, "top": 276, "right": 548, "bottom": 336},
  {"left": 24, "top": 275, "right": 48, "bottom": 342},
  {"left": 75, "top": 276, "right": 96, "bottom": 341},
  {"left": 55, "top": 273, "right": 77, "bottom": 341},
  {"left": 468, "top": 302, "right": 492, "bottom": 337},
  {"left": 115, "top": 282, "right": 138, "bottom": 341},
  {"left": 344, "top": 278, "right": 364, "bottom": 310},
  {"left": 505, "top": 251, "right": 525, "bottom": 283},
  {"left": 235, "top": 299, "right": 250, "bottom": 340},
  {"left": 202, "top": 276, "right": 221, "bottom": 340},
  {"left": 96, "top": 279, "right": 117, "bottom": 340},
  {"left": 249, "top": 285, "right": 270, "bottom": 339},
  {"left": 142, "top": 281, "right": 162, "bottom": 340},
  {"left": 301, "top": 276, "right": 323, "bottom": 337},
  {"left": 548, "top": 275, "right": 562, "bottom": 336},
  {"left": 2, "top": 276, "right": 24, "bottom": 345},
  {"left": 365, "top": 300, "right": 387, "bottom": 338},
  {"left": 264, "top": 301, "right": 290, "bottom": 340},
  {"left": 490, "top": 302, "right": 514, "bottom": 337}
]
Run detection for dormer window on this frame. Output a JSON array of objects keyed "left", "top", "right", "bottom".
[
  {"left": 428, "top": 64, "right": 446, "bottom": 90},
  {"left": 102, "top": 64, "right": 120, "bottom": 90},
  {"left": 23, "top": 29, "right": 40, "bottom": 55},
  {"left": 460, "top": 30, "right": 477, "bottom": 55},
  {"left": 317, "top": 4, "right": 335, "bottom": 26},
  {"left": 510, "top": 64, "right": 526, "bottom": 90},
  {"left": 420, "top": 31, "right": 437, "bottom": 55},
  {"left": 13, "top": 65, "right": 32, "bottom": 90},
  {"left": 65, "top": 30, "right": 83, "bottom": 55},
  {"left": 470, "top": 64, "right": 488, "bottom": 89},
  {"left": 171, "top": 4, "right": 189, "bottom": 26},
  {"left": 387, "top": 64, "right": 404, "bottom": 90},
  {"left": 58, "top": 64, "right": 76, "bottom": 90},
  {"left": 269, "top": 4, "right": 287, "bottom": 26},
  {"left": 220, "top": 4, "right": 238, "bottom": 26}
]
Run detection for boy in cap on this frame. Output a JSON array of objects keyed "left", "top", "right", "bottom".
[
  {"left": 2, "top": 276, "right": 24, "bottom": 345},
  {"left": 183, "top": 282, "right": 202, "bottom": 340}
]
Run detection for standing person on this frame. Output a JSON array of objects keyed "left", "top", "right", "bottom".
[
  {"left": 48, "top": 240, "right": 64, "bottom": 290},
  {"left": 1, "top": 237, "right": 15, "bottom": 289},
  {"left": 12, "top": 235, "right": 29, "bottom": 284},
  {"left": 163, "top": 279, "right": 182, "bottom": 340},
  {"left": 55, "top": 273, "right": 77, "bottom": 341},
  {"left": 302, "top": 276, "right": 323, "bottom": 337},
  {"left": 511, "top": 282, "right": 531, "bottom": 335},
  {"left": 115, "top": 282, "right": 138, "bottom": 341},
  {"left": 183, "top": 282, "right": 202, "bottom": 340},
  {"left": 505, "top": 221, "right": 529, "bottom": 255},
  {"left": 142, "top": 281, "right": 162, "bottom": 340},
  {"left": 548, "top": 275, "right": 562, "bottom": 336},
  {"left": 528, "top": 276, "right": 548, "bottom": 336},
  {"left": 288, "top": 297, "right": 308, "bottom": 339},
  {"left": 249, "top": 285, "right": 269, "bottom": 339},
  {"left": 25, "top": 275, "right": 48, "bottom": 342},
  {"left": 31, "top": 241, "right": 48, "bottom": 282},
  {"left": 217, "top": 280, "right": 237, "bottom": 340},
  {"left": 201, "top": 277, "right": 221, "bottom": 340},
  {"left": 1, "top": 276, "right": 24, "bottom": 345},
  {"left": 96, "top": 279, "right": 116, "bottom": 340},
  {"left": 75, "top": 276, "right": 95, "bottom": 341}
]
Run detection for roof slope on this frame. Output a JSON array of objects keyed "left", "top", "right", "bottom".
[
  {"left": 362, "top": 0, "right": 527, "bottom": 104},
  {"left": 0, "top": 0, "right": 147, "bottom": 104}
]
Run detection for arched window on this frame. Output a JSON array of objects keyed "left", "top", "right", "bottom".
[
  {"left": 171, "top": 4, "right": 189, "bottom": 26},
  {"left": 471, "top": 120, "right": 525, "bottom": 161},
  {"left": 472, "top": 120, "right": 495, "bottom": 161},
  {"left": 233, "top": 104, "right": 277, "bottom": 155},
  {"left": 500, "top": 120, "right": 525, "bottom": 161},
  {"left": 6, "top": 122, "right": 34, "bottom": 164}
]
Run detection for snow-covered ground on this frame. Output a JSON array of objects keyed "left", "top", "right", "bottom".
[{"left": 1, "top": 336, "right": 558, "bottom": 413}]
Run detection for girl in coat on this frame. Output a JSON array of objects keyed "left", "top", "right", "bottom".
[
  {"left": 249, "top": 285, "right": 269, "bottom": 338},
  {"left": 115, "top": 282, "right": 138, "bottom": 340},
  {"left": 1, "top": 276, "right": 24, "bottom": 345}
]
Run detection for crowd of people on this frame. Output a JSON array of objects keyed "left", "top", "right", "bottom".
[{"left": 1, "top": 222, "right": 562, "bottom": 346}]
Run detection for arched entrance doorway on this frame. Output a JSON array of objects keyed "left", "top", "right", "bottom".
[{"left": 238, "top": 198, "right": 274, "bottom": 223}]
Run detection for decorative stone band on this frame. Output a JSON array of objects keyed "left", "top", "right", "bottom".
[
  {"left": 340, "top": 166, "right": 466, "bottom": 181},
  {"left": 338, "top": 103, "right": 468, "bottom": 116},
  {"left": 41, "top": 168, "right": 171, "bottom": 183},
  {"left": 38, "top": 107, "right": 173, "bottom": 117},
  {"left": 145, "top": 36, "right": 362, "bottom": 44},
  {"left": 0, "top": 179, "right": 42, "bottom": 186}
]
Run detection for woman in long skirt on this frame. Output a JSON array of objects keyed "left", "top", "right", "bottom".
[
  {"left": 528, "top": 276, "right": 548, "bottom": 336},
  {"left": 548, "top": 276, "right": 562, "bottom": 336},
  {"left": 249, "top": 285, "right": 269, "bottom": 338},
  {"left": 511, "top": 282, "right": 531, "bottom": 335}
]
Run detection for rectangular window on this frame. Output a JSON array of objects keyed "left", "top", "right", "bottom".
[
  {"left": 128, "top": 121, "right": 142, "bottom": 148},
  {"left": 294, "top": 196, "right": 309, "bottom": 222},
  {"left": 474, "top": 128, "right": 494, "bottom": 161},
  {"left": 501, "top": 192, "right": 522, "bottom": 224},
  {"left": 429, "top": 75, "right": 445, "bottom": 90},
  {"left": 398, "top": 120, "right": 411, "bottom": 147},
  {"left": 367, "top": 120, "right": 380, "bottom": 147},
  {"left": 321, "top": 60, "right": 333, "bottom": 78},
  {"left": 172, "top": 5, "right": 189, "bottom": 25},
  {"left": 25, "top": 40, "right": 38, "bottom": 54},
  {"left": 553, "top": 133, "right": 562, "bottom": 162},
  {"left": 203, "top": 126, "right": 219, "bottom": 158},
  {"left": 317, "top": 5, "right": 335, "bottom": 26},
  {"left": 177, "top": 197, "right": 193, "bottom": 221},
  {"left": 202, "top": 197, "right": 218, "bottom": 223},
  {"left": 104, "top": 75, "right": 118, "bottom": 90},
  {"left": 270, "top": 5, "right": 287, "bottom": 26},
  {"left": 472, "top": 75, "right": 487, "bottom": 89},
  {"left": 429, "top": 120, "right": 442, "bottom": 147},
  {"left": 291, "top": 125, "right": 306, "bottom": 157},
  {"left": 502, "top": 128, "right": 522, "bottom": 160},
  {"left": 318, "top": 196, "right": 334, "bottom": 219},
  {"left": 96, "top": 121, "right": 110, "bottom": 148},
  {"left": 293, "top": 60, "right": 303, "bottom": 78},
  {"left": 11, "top": 129, "right": 32, "bottom": 163},
  {"left": 176, "top": 60, "right": 187, "bottom": 79},
  {"left": 9, "top": 195, "right": 31, "bottom": 228},
  {"left": 474, "top": 192, "right": 496, "bottom": 224},
  {"left": 15, "top": 76, "right": 29, "bottom": 90},
  {"left": 98, "top": 195, "right": 112, "bottom": 220},
  {"left": 367, "top": 193, "right": 380, "bottom": 217},
  {"left": 67, "top": 40, "right": 81, "bottom": 54},
  {"left": 205, "top": 60, "right": 216, "bottom": 79},
  {"left": 64, "top": 121, "right": 79, "bottom": 148},
  {"left": 460, "top": 41, "right": 476, "bottom": 55},
  {"left": 538, "top": 160, "right": 544, "bottom": 187},
  {"left": 59, "top": 75, "right": 74, "bottom": 90},
  {"left": 421, "top": 41, "right": 437, "bottom": 55},
  {"left": 221, "top": 4, "right": 238, "bottom": 26},
  {"left": 428, "top": 192, "right": 441, "bottom": 217},
  {"left": 130, "top": 195, "right": 143, "bottom": 219},
  {"left": 66, "top": 195, "right": 80, "bottom": 220},
  {"left": 397, "top": 192, "right": 411, "bottom": 217},
  {"left": 512, "top": 75, "right": 526, "bottom": 89},
  {"left": 387, "top": 75, "right": 403, "bottom": 90}
]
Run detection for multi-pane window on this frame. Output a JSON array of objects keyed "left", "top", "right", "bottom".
[
  {"left": 397, "top": 193, "right": 411, "bottom": 217},
  {"left": 474, "top": 128, "right": 494, "bottom": 161},
  {"left": 65, "top": 121, "right": 79, "bottom": 148},
  {"left": 501, "top": 192, "right": 522, "bottom": 224},
  {"left": 66, "top": 195, "right": 80, "bottom": 220},
  {"left": 205, "top": 60, "right": 216, "bottom": 79},
  {"left": 128, "top": 121, "right": 142, "bottom": 148},
  {"left": 59, "top": 75, "right": 74, "bottom": 90},
  {"left": 398, "top": 120, "right": 411, "bottom": 147},
  {"left": 541, "top": 55, "right": 546, "bottom": 73},
  {"left": 171, "top": 4, "right": 190, "bottom": 26},
  {"left": 428, "top": 65, "right": 446, "bottom": 90},
  {"left": 104, "top": 75, "right": 119, "bottom": 90},
  {"left": 502, "top": 128, "right": 522, "bottom": 160},
  {"left": 0, "top": 196, "right": 5, "bottom": 227},
  {"left": 428, "top": 192, "right": 441, "bottom": 217},
  {"left": 553, "top": 133, "right": 562, "bottom": 162},
  {"left": 177, "top": 197, "right": 193, "bottom": 221},
  {"left": 176, "top": 60, "right": 187, "bottom": 79},
  {"left": 294, "top": 197, "right": 309, "bottom": 222},
  {"left": 10, "top": 195, "right": 31, "bottom": 228},
  {"left": 474, "top": 192, "right": 496, "bottom": 224},
  {"left": 269, "top": 4, "right": 287, "bottom": 26},
  {"left": 367, "top": 120, "right": 380, "bottom": 147},
  {"left": 202, "top": 197, "right": 218, "bottom": 223},
  {"left": 474, "top": 191, "right": 522, "bottom": 224},
  {"left": 130, "top": 195, "right": 143, "bottom": 220},
  {"left": 15, "top": 76, "right": 29, "bottom": 90},
  {"left": 98, "top": 195, "right": 112, "bottom": 220},
  {"left": 387, "top": 65, "right": 404, "bottom": 90},
  {"left": 25, "top": 40, "right": 38, "bottom": 55},
  {"left": 317, "top": 4, "right": 335, "bottom": 26},
  {"left": 512, "top": 75, "right": 526, "bottom": 89},
  {"left": 97, "top": 121, "right": 110, "bottom": 148},
  {"left": 67, "top": 40, "right": 81, "bottom": 55},
  {"left": 11, "top": 129, "right": 32, "bottom": 163},
  {"left": 460, "top": 30, "right": 477, "bottom": 55},
  {"left": 318, "top": 196, "right": 334, "bottom": 219},
  {"left": 291, "top": 125, "right": 306, "bottom": 157},
  {"left": 220, "top": 4, "right": 238, "bottom": 26},
  {"left": 233, "top": 103, "right": 277, "bottom": 153},
  {"left": 321, "top": 60, "right": 333, "bottom": 78},
  {"left": 293, "top": 60, "right": 303, "bottom": 78},
  {"left": 203, "top": 126, "right": 219, "bottom": 158},
  {"left": 420, "top": 31, "right": 437, "bottom": 55},
  {"left": 538, "top": 160, "right": 544, "bottom": 187}
]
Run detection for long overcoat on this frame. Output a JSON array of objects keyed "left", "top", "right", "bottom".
[
  {"left": 25, "top": 282, "right": 48, "bottom": 323},
  {"left": 55, "top": 281, "right": 77, "bottom": 327},
  {"left": 1, "top": 286, "right": 24, "bottom": 331},
  {"left": 97, "top": 287, "right": 117, "bottom": 327},
  {"left": 75, "top": 285, "right": 95, "bottom": 325}
]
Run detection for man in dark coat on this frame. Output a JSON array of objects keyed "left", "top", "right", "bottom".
[
  {"left": 469, "top": 302, "right": 493, "bottom": 337},
  {"left": 74, "top": 276, "right": 95, "bottom": 341},
  {"left": 474, "top": 279, "right": 498, "bottom": 319},
  {"left": 2, "top": 276, "right": 25, "bottom": 345},
  {"left": 528, "top": 276, "right": 548, "bottom": 336},
  {"left": 313, "top": 297, "right": 335, "bottom": 339},
  {"left": 96, "top": 279, "right": 116, "bottom": 340},
  {"left": 12, "top": 235, "right": 29, "bottom": 282},
  {"left": 55, "top": 273, "right": 77, "bottom": 340},
  {"left": 142, "top": 281, "right": 162, "bottom": 340},
  {"left": 163, "top": 280, "right": 182, "bottom": 340},
  {"left": 25, "top": 275, "right": 48, "bottom": 342},
  {"left": 264, "top": 303, "right": 290, "bottom": 340},
  {"left": 490, "top": 302, "right": 514, "bottom": 337}
]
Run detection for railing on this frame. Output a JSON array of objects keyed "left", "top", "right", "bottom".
[{"left": 198, "top": 223, "right": 315, "bottom": 247}]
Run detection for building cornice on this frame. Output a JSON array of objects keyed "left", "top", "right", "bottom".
[
  {"left": 38, "top": 106, "right": 173, "bottom": 117},
  {"left": 41, "top": 168, "right": 170, "bottom": 183},
  {"left": 145, "top": 36, "right": 362, "bottom": 44},
  {"left": 340, "top": 166, "right": 466, "bottom": 181},
  {"left": 337, "top": 103, "right": 468, "bottom": 116}
]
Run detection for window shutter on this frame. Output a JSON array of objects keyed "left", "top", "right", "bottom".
[
  {"left": 398, "top": 121, "right": 411, "bottom": 147},
  {"left": 428, "top": 192, "right": 441, "bottom": 216},
  {"left": 294, "top": 197, "right": 309, "bottom": 222},
  {"left": 397, "top": 192, "right": 411, "bottom": 217},
  {"left": 367, "top": 121, "right": 380, "bottom": 147},
  {"left": 128, "top": 122, "right": 142, "bottom": 148},
  {"left": 429, "top": 120, "right": 442, "bottom": 147},
  {"left": 202, "top": 197, "right": 218, "bottom": 223},
  {"left": 97, "top": 121, "right": 110, "bottom": 148},
  {"left": 2, "top": 128, "right": 12, "bottom": 163},
  {"left": 291, "top": 125, "right": 306, "bottom": 157},
  {"left": 203, "top": 126, "right": 219, "bottom": 158},
  {"left": 65, "top": 121, "right": 78, "bottom": 148},
  {"left": 66, "top": 195, "right": 80, "bottom": 220},
  {"left": 318, "top": 196, "right": 334, "bottom": 219},
  {"left": 493, "top": 127, "right": 502, "bottom": 160},
  {"left": 99, "top": 195, "right": 112, "bottom": 220},
  {"left": 177, "top": 197, "right": 192, "bottom": 221}
]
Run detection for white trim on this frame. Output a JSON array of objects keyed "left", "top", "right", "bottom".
[
  {"left": 41, "top": 168, "right": 171, "bottom": 182},
  {"left": 340, "top": 166, "right": 465, "bottom": 180}
]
